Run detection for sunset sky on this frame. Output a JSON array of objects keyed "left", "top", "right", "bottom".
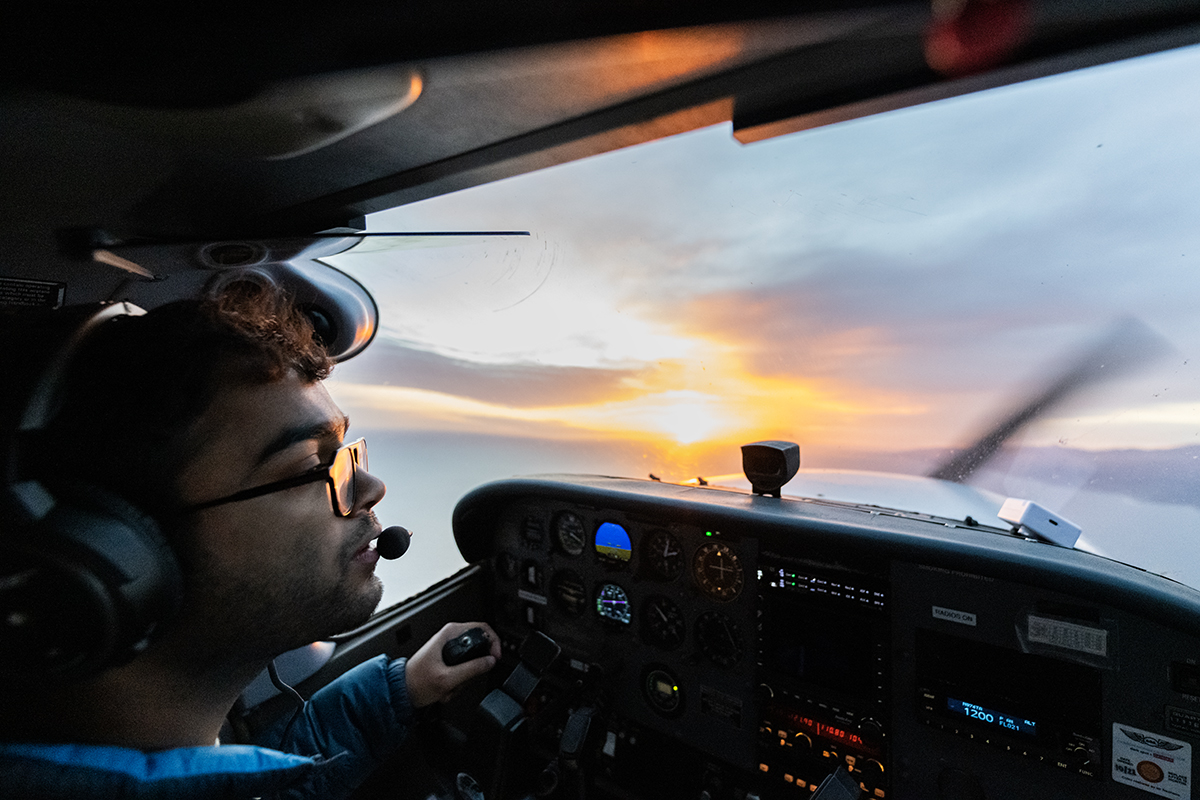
[
  {"left": 320, "top": 43, "right": 1200, "bottom": 601},
  {"left": 330, "top": 42, "right": 1200, "bottom": 455}
]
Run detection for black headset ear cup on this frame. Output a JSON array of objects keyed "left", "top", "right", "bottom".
[{"left": 0, "top": 482, "right": 183, "bottom": 682}]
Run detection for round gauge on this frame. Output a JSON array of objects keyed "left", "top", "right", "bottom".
[
  {"left": 642, "top": 666, "right": 684, "bottom": 717},
  {"left": 553, "top": 511, "right": 586, "bottom": 556},
  {"left": 692, "top": 541, "right": 744, "bottom": 601},
  {"left": 551, "top": 570, "right": 588, "bottom": 616},
  {"left": 595, "top": 583, "right": 632, "bottom": 625},
  {"left": 641, "top": 595, "right": 686, "bottom": 649},
  {"left": 644, "top": 529, "right": 684, "bottom": 580},
  {"left": 695, "top": 610, "right": 743, "bottom": 668}
]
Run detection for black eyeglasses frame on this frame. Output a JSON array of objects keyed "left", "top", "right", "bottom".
[{"left": 186, "top": 438, "right": 367, "bottom": 517}]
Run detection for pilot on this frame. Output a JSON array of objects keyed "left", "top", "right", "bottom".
[{"left": 0, "top": 285, "right": 501, "bottom": 798}]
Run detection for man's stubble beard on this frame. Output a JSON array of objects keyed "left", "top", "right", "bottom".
[{"left": 176, "top": 528, "right": 384, "bottom": 669}]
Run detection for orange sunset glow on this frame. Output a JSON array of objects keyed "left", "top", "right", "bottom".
[{"left": 328, "top": 331, "right": 930, "bottom": 483}]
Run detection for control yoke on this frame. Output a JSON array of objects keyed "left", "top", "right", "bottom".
[{"left": 475, "top": 631, "right": 562, "bottom": 799}]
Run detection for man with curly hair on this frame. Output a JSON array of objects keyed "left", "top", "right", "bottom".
[{"left": 0, "top": 287, "right": 499, "bottom": 798}]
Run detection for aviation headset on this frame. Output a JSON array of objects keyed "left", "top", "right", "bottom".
[{"left": 0, "top": 302, "right": 184, "bottom": 683}]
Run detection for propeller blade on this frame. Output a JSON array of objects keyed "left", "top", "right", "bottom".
[{"left": 929, "top": 318, "right": 1169, "bottom": 483}]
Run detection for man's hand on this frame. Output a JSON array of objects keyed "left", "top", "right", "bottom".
[{"left": 405, "top": 621, "right": 502, "bottom": 708}]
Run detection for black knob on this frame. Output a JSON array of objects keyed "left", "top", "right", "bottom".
[
  {"left": 1066, "top": 743, "right": 1093, "bottom": 767},
  {"left": 858, "top": 717, "right": 884, "bottom": 739},
  {"left": 860, "top": 758, "right": 885, "bottom": 783}
]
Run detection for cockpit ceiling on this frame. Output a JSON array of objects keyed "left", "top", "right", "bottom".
[{"left": 3, "top": 2, "right": 1200, "bottom": 250}]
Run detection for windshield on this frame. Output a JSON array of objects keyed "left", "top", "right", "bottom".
[{"left": 324, "top": 43, "right": 1200, "bottom": 610}]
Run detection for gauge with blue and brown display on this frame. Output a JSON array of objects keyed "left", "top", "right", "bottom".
[
  {"left": 692, "top": 540, "right": 743, "bottom": 601},
  {"left": 595, "top": 583, "right": 632, "bottom": 625},
  {"left": 594, "top": 522, "right": 632, "bottom": 563}
]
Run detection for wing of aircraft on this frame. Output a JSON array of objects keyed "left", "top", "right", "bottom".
[{"left": 4, "top": 3, "right": 1200, "bottom": 799}]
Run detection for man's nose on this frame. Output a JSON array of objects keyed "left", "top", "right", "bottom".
[{"left": 355, "top": 467, "right": 387, "bottom": 512}]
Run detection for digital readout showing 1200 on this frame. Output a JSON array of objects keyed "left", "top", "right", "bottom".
[{"left": 946, "top": 698, "right": 1037, "bottom": 736}]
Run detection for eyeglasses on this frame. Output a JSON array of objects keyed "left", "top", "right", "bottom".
[{"left": 188, "top": 438, "right": 368, "bottom": 517}]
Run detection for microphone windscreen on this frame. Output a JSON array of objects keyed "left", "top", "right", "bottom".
[{"left": 376, "top": 526, "right": 411, "bottom": 560}]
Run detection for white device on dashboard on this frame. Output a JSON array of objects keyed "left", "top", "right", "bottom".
[{"left": 998, "top": 498, "right": 1081, "bottom": 548}]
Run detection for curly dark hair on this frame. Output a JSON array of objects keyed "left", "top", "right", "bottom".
[{"left": 31, "top": 284, "right": 333, "bottom": 520}]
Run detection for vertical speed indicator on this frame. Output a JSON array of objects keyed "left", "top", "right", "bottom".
[
  {"left": 641, "top": 595, "right": 686, "bottom": 649},
  {"left": 692, "top": 542, "right": 744, "bottom": 601}
]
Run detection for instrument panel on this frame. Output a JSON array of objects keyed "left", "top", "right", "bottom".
[
  {"left": 452, "top": 475, "right": 1200, "bottom": 799},
  {"left": 488, "top": 496, "right": 762, "bottom": 771}
]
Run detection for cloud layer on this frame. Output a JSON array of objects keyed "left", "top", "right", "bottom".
[{"left": 332, "top": 338, "right": 643, "bottom": 407}]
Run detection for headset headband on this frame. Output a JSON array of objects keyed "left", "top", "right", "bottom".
[{"left": 18, "top": 302, "right": 146, "bottom": 434}]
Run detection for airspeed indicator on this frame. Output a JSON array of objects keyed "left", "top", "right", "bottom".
[{"left": 553, "top": 511, "right": 586, "bottom": 556}]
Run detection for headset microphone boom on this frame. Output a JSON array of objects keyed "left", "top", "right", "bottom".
[{"left": 375, "top": 526, "right": 411, "bottom": 560}]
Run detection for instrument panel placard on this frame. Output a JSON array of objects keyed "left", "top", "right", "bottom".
[{"left": 1112, "top": 724, "right": 1192, "bottom": 798}]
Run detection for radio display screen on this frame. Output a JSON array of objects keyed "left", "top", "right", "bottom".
[
  {"left": 916, "top": 628, "right": 1101, "bottom": 745},
  {"left": 946, "top": 697, "right": 1037, "bottom": 736}
]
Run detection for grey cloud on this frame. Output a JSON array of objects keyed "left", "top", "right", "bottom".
[
  {"left": 673, "top": 253, "right": 1052, "bottom": 389},
  {"left": 801, "top": 444, "right": 1200, "bottom": 510},
  {"left": 672, "top": 218, "right": 1196, "bottom": 399},
  {"left": 333, "top": 338, "right": 643, "bottom": 408}
]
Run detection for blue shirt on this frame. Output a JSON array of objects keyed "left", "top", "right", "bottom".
[{"left": 0, "top": 655, "right": 415, "bottom": 799}]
